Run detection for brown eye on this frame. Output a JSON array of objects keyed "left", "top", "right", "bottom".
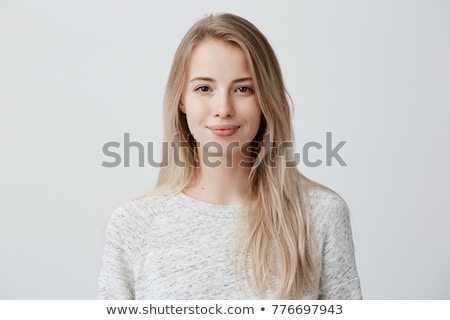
[
  {"left": 195, "top": 86, "right": 210, "bottom": 92},
  {"left": 236, "top": 86, "right": 253, "bottom": 94}
]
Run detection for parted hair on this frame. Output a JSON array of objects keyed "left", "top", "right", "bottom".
[{"left": 153, "top": 13, "right": 325, "bottom": 298}]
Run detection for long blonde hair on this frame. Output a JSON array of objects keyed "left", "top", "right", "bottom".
[{"left": 154, "top": 13, "right": 325, "bottom": 298}]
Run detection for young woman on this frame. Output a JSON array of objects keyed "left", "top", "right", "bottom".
[{"left": 98, "top": 13, "right": 362, "bottom": 299}]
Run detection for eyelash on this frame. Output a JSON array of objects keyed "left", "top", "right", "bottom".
[
  {"left": 195, "top": 86, "right": 210, "bottom": 92},
  {"left": 194, "top": 86, "right": 254, "bottom": 94},
  {"left": 235, "top": 86, "right": 253, "bottom": 94}
]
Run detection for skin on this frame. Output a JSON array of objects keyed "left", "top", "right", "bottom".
[{"left": 180, "top": 38, "right": 262, "bottom": 205}]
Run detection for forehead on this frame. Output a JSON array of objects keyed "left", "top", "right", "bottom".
[{"left": 187, "top": 38, "right": 251, "bottom": 78}]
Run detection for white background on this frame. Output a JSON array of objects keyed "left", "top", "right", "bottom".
[{"left": 0, "top": 0, "right": 449, "bottom": 299}]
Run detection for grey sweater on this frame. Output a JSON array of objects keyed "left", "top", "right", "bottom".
[{"left": 97, "top": 187, "right": 362, "bottom": 299}]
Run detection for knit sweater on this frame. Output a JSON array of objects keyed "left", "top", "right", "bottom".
[{"left": 97, "top": 187, "right": 362, "bottom": 299}]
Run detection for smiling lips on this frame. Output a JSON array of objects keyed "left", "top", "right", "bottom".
[{"left": 207, "top": 125, "right": 240, "bottom": 137}]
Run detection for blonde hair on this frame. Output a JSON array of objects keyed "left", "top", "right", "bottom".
[{"left": 153, "top": 13, "right": 326, "bottom": 298}]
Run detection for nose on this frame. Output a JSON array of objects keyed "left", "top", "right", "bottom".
[{"left": 214, "top": 91, "right": 234, "bottom": 118}]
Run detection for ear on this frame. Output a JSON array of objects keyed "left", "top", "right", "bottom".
[{"left": 179, "top": 98, "right": 186, "bottom": 113}]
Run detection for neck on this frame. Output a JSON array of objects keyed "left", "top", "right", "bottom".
[{"left": 183, "top": 153, "right": 251, "bottom": 205}]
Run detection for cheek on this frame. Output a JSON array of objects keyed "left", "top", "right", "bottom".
[
  {"left": 183, "top": 94, "right": 203, "bottom": 118},
  {"left": 183, "top": 98, "right": 210, "bottom": 133},
  {"left": 185, "top": 104, "right": 208, "bottom": 123},
  {"left": 246, "top": 101, "right": 262, "bottom": 129}
]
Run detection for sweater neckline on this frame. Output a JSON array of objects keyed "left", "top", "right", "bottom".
[{"left": 175, "top": 191, "right": 243, "bottom": 218}]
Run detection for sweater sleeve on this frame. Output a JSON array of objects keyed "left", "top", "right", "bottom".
[
  {"left": 318, "top": 194, "right": 362, "bottom": 299},
  {"left": 97, "top": 205, "right": 140, "bottom": 299}
]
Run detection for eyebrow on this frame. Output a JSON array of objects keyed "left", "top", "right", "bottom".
[{"left": 189, "top": 76, "right": 253, "bottom": 84}]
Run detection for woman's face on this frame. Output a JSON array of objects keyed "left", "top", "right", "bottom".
[{"left": 180, "top": 38, "right": 261, "bottom": 157}]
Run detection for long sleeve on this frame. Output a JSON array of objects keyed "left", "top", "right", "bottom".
[
  {"left": 97, "top": 207, "right": 138, "bottom": 299},
  {"left": 317, "top": 192, "right": 362, "bottom": 299}
]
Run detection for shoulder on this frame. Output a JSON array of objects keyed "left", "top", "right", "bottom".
[
  {"left": 104, "top": 193, "right": 177, "bottom": 245},
  {"left": 303, "top": 181, "right": 351, "bottom": 237},
  {"left": 306, "top": 183, "right": 348, "bottom": 216},
  {"left": 110, "top": 193, "right": 171, "bottom": 222}
]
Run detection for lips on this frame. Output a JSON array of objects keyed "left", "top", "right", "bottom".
[{"left": 207, "top": 124, "right": 240, "bottom": 137}]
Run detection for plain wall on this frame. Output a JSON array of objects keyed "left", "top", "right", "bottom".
[{"left": 0, "top": 0, "right": 449, "bottom": 299}]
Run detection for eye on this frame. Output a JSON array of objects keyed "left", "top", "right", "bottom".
[
  {"left": 195, "top": 86, "right": 210, "bottom": 92},
  {"left": 236, "top": 86, "right": 253, "bottom": 94}
]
